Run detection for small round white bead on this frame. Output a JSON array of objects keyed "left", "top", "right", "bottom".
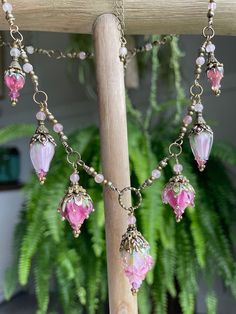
[
  {"left": 174, "top": 163, "right": 183, "bottom": 173},
  {"left": 206, "top": 43, "right": 216, "bottom": 53},
  {"left": 208, "top": 2, "right": 216, "bottom": 10},
  {"left": 2, "top": 3, "right": 13, "bottom": 12},
  {"left": 26, "top": 46, "right": 34, "bottom": 54},
  {"left": 128, "top": 215, "right": 136, "bottom": 225},
  {"left": 70, "top": 172, "right": 80, "bottom": 184},
  {"left": 145, "top": 43, "right": 153, "bottom": 51},
  {"left": 10, "top": 48, "right": 21, "bottom": 58},
  {"left": 195, "top": 103, "right": 204, "bottom": 112},
  {"left": 196, "top": 56, "right": 205, "bottom": 66},
  {"left": 53, "top": 123, "right": 63, "bottom": 133},
  {"left": 119, "top": 46, "right": 128, "bottom": 57},
  {"left": 23, "top": 63, "right": 33, "bottom": 73},
  {"left": 151, "top": 169, "right": 161, "bottom": 179},
  {"left": 78, "top": 51, "right": 86, "bottom": 60},
  {"left": 94, "top": 174, "right": 104, "bottom": 184}
]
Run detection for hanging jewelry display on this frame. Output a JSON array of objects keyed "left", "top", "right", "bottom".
[{"left": 1, "top": 0, "right": 221, "bottom": 294}]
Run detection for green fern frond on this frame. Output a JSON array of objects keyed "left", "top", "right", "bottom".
[
  {"left": 0, "top": 124, "right": 35, "bottom": 145},
  {"left": 3, "top": 266, "right": 18, "bottom": 300},
  {"left": 206, "top": 291, "right": 217, "bottom": 314}
]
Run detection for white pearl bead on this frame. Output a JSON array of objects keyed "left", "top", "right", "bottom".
[
  {"left": 23, "top": 63, "right": 33, "bottom": 73},
  {"left": 119, "top": 47, "right": 128, "bottom": 57},
  {"left": 10, "top": 48, "right": 21, "bottom": 58},
  {"left": 2, "top": 3, "right": 13, "bottom": 13},
  {"left": 78, "top": 51, "right": 86, "bottom": 60},
  {"left": 26, "top": 46, "right": 34, "bottom": 54}
]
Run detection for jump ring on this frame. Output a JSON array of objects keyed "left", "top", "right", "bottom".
[
  {"left": 33, "top": 91, "right": 48, "bottom": 105},
  {"left": 118, "top": 187, "right": 142, "bottom": 211},
  {"left": 202, "top": 26, "right": 215, "bottom": 39},
  {"left": 66, "top": 151, "right": 81, "bottom": 165},
  {"left": 168, "top": 142, "right": 182, "bottom": 157},
  {"left": 190, "top": 84, "right": 203, "bottom": 97}
]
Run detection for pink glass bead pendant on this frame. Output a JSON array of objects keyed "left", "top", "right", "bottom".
[
  {"left": 189, "top": 114, "right": 213, "bottom": 172},
  {"left": 206, "top": 59, "right": 224, "bottom": 96},
  {"left": 30, "top": 121, "right": 56, "bottom": 184},
  {"left": 4, "top": 60, "right": 25, "bottom": 106},
  {"left": 58, "top": 173, "right": 94, "bottom": 237},
  {"left": 162, "top": 165, "right": 195, "bottom": 222},
  {"left": 120, "top": 215, "right": 153, "bottom": 294}
]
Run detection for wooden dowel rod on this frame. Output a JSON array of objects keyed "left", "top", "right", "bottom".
[
  {"left": 1, "top": 0, "right": 236, "bottom": 35},
  {"left": 93, "top": 14, "right": 138, "bottom": 314}
]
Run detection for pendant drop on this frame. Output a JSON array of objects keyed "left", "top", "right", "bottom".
[
  {"left": 58, "top": 172, "right": 94, "bottom": 237},
  {"left": 30, "top": 112, "right": 56, "bottom": 183},
  {"left": 162, "top": 164, "right": 195, "bottom": 222},
  {"left": 189, "top": 112, "right": 213, "bottom": 171},
  {"left": 120, "top": 215, "right": 153, "bottom": 295},
  {"left": 4, "top": 59, "right": 25, "bottom": 106}
]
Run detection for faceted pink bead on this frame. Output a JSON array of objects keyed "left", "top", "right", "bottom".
[
  {"left": 60, "top": 195, "right": 94, "bottom": 235},
  {"left": 36, "top": 111, "right": 46, "bottom": 121},
  {"left": 189, "top": 130, "right": 213, "bottom": 171},
  {"left": 121, "top": 249, "right": 153, "bottom": 291},
  {"left": 173, "top": 163, "right": 183, "bottom": 173},
  {"left": 207, "top": 66, "right": 224, "bottom": 93},
  {"left": 4, "top": 71, "right": 25, "bottom": 102},
  {"left": 195, "top": 103, "right": 203, "bottom": 112},
  {"left": 183, "top": 115, "right": 192, "bottom": 125},
  {"left": 151, "top": 169, "right": 161, "bottom": 179},
  {"left": 94, "top": 174, "right": 104, "bottom": 184},
  {"left": 162, "top": 187, "right": 195, "bottom": 222},
  {"left": 128, "top": 215, "right": 136, "bottom": 225},
  {"left": 196, "top": 56, "right": 205, "bottom": 66},
  {"left": 53, "top": 123, "right": 63, "bottom": 133},
  {"left": 30, "top": 141, "right": 55, "bottom": 182},
  {"left": 70, "top": 172, "right": 80, "bottom": 184}
]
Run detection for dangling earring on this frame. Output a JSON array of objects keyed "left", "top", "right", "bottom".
[
  {"left": 30, "top": 104, "right": 56, "bottom": 184},
  {"left": 118, "top": 189, "right": 153, "bottom": 294},
  {"left": 162, "top": 154, "right": 195, "bottom": 222},
  {"left": 4, "top": 43, "right": 25, "bottom": 106},
  {"left": 58, "top": 165, "right": 94, "bottom": 238}
]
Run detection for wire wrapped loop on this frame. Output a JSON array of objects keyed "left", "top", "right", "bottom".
[{"left": 118, "top": 187, "right": 142, "bottom": 212}]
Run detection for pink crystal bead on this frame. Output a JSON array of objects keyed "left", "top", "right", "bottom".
[
  {"left": 162, "top": 176, "right": 195, "bottom": 221},
  {"left": 10, "top": 48, "right": 21, "bottom": 58},
  {"left": 196, "top": 56, "right": 205, "bottom": 66},
  {"left": 128, "top": 215, "right": 136, "bottom": 225},
  {"left": 94, "top": 174, "right": 104, "bottom": 184},
  {"left": 30, "top": 141, "right": 55, "bottom": 183},
  {"left": 183, "top": 115, "right": 192, "bottom": 125},
  {"left": 189, "top": 130, "right": 213, "bottom": 171},
  {"left": 23, "top": 63, "right": 33, "bottom": 73},
  {"left": 207, "top": 66, "right": 224, "bottom": 94},
  {"left": 195, "top": 103, "right": 203, "bottom": 112},
  {"left": 60, "top": 194, "right": 94, "bottom": 237},
  {"left": 78, "top": 51, "right": 86, "bottom": 60},
  {"left": 121, "top": 249, "right": 153, "bottom": 292},
  {"left": 36, "top": 111, "right": 46, "bottom": 121},
  {"left": 151, "top": 169, "right": 161, "bottom": 179},
  {"left": 4, "top": 71, "right": 25, "bottom": 104},
  {"left": 53, "top": 123, "right": 63, "bottom": 133},
  {"left": 2, "top": 2, "right": 12, "bottom": 12},
  {"left": 70, "top": 172, "right": 80, "bottom": 184},
  {"left": 173, "top": 163, "right": 183, "bottom": 173},
  {"left": 206, "top": 43, "right": 215, "bottom": 53},
  {"left": 208, "top": 2, "right": 216, "bottom": 10}
]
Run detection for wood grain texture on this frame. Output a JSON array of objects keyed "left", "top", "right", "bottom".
[
  {"left": 93, "top": 14, "right": 138, "bottom": 313},
  {"left": 0, "top": 0, "right": 235, "bottom": 35}
]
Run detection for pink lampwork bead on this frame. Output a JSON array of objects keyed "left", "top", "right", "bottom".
[
  {"left": 70, "top": 172, "right": 80, "bottom": 184},
  {"left": 94, "top": 174, "right": 104, "bottom": 184},
  {"left": 183, "top": 115, "right": 192, "bottom": 125},
  {"left": 151, "top": 169, "right": 161, "bottom": 179},
  {"left": 207, "top": 65, "right": 224, "bottom": 95},
  {"left": 162, "top": 175, "right": 195, "bottom": 222},
  {"left": 120, "top": 224, "right": 153, "bottom": 294},
  {"left": 36, "top": 111, "right": 46, "bottom": 121},
  {"left": 59, "top": 188, "right": 94, "bottom": 237},
  {"left": 53, "top": 123, "right": 63, "bottom": 133},
  {"left": 4, "top": 69, "right": 25, "bottom": 105}
]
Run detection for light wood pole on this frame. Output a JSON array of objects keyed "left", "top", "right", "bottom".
[{"left": 93, "top": 14, "right": 138, "bottom": 313}]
